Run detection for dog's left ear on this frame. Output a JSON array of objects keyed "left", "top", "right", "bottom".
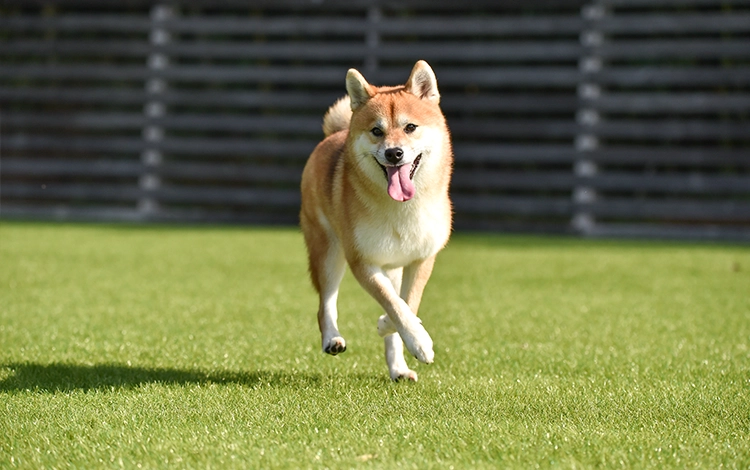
[{"left": 405, "top": 60, "right": 440, "bottom": 103}]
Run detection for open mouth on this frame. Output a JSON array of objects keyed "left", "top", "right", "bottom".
[
  {"left": 376, "top": 153, "right": 422, "bottom": 181},
  {"left": 376, "top": 154, "right": 422, "bottom": 202}
]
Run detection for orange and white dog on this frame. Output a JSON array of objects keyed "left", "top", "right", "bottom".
[{"left": 300, "top": 61, "right": 453, "bottom": 381}]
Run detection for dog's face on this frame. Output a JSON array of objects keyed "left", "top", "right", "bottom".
[{"left": 346, "top": 61, "right": 447, "bottom": 202}]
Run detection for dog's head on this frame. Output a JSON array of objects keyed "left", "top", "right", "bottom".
[{"left": 345, "top": 61, "right": 449, "bottom": 202}]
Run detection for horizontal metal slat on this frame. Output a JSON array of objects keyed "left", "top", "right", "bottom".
[
  {"left": 0, "top": 203, "right": 300, "bottom": 226},
  {"left": 590, "top": 120, "right": 750, "bottom": 141},
  {"left": 453, "top": 194, "right": 574, "bottom": 216},
  {"left": 5, "top": 39, "right": 747, "bottom": 65},
  {"left": 0, "top": 64, "right": 349, "bottom": 85},
  {"left": 0, "top": 204, "right": 144, "bottom": 223},
  {"left": 149, "top": 207, "right": 299, "bottom": 225},
  {"left": 3, "top": 134, "right": 317, "bottom": 158},
  {"left": 160, "top": 16, "right": 367, "bottom": 35},
  {"left": 0, "top": 14, "right": 369, "bottom": 35},
  {"left": 589, "top": 222, "right": 750, "bottom": 242},
  {"left": 4, "top": 135, "right": 146, "bottom": 154},
  {"left": 586, "top": 93, "right": 750, "bottom": 114},
  {"left": 163, "top": 41, "right": 366, "bottom": 61},
  {"left": 588, "top": 147, "right": 750, "bottom": 167},
  {"left": 0, "top": 40, "right": 367, "bottom": 61},
  {"left": 588, "top": 198, "right": 750, "bottom": 221},
  {"left": 0, "top": 87, "right": 146, "bottom": 105},
  {"left": 157, "top": 90, "right": 339, "bottom": 110},
  {"left": 599, "top": 13, "right": 750, "bottom": 34},
  {"left": 602, "top": 0, "right": 750, "bottom": 7},
  {"left": 157, "top": 114, "right": 323, "bottom": 134},
  {"left": 452, "top": 119, "right": 579, "bottom": 139},
  {"left": 453, "top": 170, "right": 750, "bottom": 194},
  {"left": 599, "top": 40, "right": 750, "bottom": 60},
  {"left": 378, "top": 16, "right": 584, "bottom": 36},
  {"left": 156, "top": 186, "right": 300, "bottom": 207},
  {"left": 0, "top": 183, "right": 302, "bottom": 207},
  {"left": 0, "top": 15, "right": 151, "bottom": 33},
  {"left": 2, "top": 158, "right": 143, "bottom": 178},
  {"left": 452, "top": 171, "right": 576, "bottom": 191},
  {"left": 4, "top": 112, "right": 324, "bottom": 134},
  {"left": 0, "top": 65, "right": 148, "bottom": 81},
  {"left": 5, "top": 112, "right": 145, "bottom": 130},
  {"left": 156, "top": 138, "right": 316, "bottom": 158},
  {"left": 453, "top": 217, "right": 572, "bottom": 234},
  {"left": 0, "top": 87, "right": 339, "bottom": 110},
  {"left": 1, "top": 0, "right": 587, "bottom": 9},
  {"left": 377, "top": 41, "right": 583, "bottom": 62},
  {"left": 1, "top": 182, "right": 142, "bottom": 203},
  {"left": 453, "top": 143, "right": 577, "bottom": 163},
  {"left": 0, "top": 40, "right": 151, "bottom": 58},
  {"left": 593, "top": 67, "right": 750, "bottom": 87},
  {"left": 1, "top": 158, "right": 303, "bottom": 184},
  {"left": 159, "top": 162, "right": 302, "bottom": 184},
  {"left": 589, "top": 173, "right": 750, "bottom": 194},
  {"left": 442, "top": 94, "right": 578, "bottom": 113}
]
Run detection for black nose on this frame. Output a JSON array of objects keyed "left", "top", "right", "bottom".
[{"left": 384, "top": 147, "right": 404, "bottom": 164}]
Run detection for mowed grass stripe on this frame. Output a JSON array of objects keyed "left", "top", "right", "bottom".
[{"left": 1, "top": 223, "right": 748, "bottom": 468}]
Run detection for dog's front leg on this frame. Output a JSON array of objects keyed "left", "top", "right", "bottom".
[
  {"left": 350, "top": 261, "right": 434, "bottom": 364},
  {"left": 377, "top": 268, "right": 417, "bottom": 381},
  {"left": 400, "top": 256, "right": 437, "bottom": 315}
]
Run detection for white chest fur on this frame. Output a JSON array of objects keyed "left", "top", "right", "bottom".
[{"left": 353, "top": 197, "right": 450, "bottom": 269}]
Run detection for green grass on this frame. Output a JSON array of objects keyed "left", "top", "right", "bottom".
[{"left": 1, "top": 222, "right": 748, "bottom": 469}]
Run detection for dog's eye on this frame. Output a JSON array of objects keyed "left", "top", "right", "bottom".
[
  {"left": 404, "top": 123, "right": 418, "bottom": 134},
  {"left": 371, "top": 127, "right": 383, "bottom": 137}
]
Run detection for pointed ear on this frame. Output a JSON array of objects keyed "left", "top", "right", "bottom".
[
  {"left": 346, "top": 68, "right": 374, "bottom": 111},
  {"left": 405, "top": 60, "right": 440, "bottom": 103}
]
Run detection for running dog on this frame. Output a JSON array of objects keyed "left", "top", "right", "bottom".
[{"left": 300, "top": 60, "right": 453, "bottom": 381}]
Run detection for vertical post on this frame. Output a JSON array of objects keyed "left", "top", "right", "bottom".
[
  {"left": 365, "top": 5, "right": 381, "bottom": 78},
  {"left": 573, "top": 2, "right": 607, "bottom": 236},
  {"left": 139, "top": 4, "right": 172, "bottom": 218}
]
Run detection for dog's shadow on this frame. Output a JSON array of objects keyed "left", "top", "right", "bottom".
[{"left": 0, "top": 362, "right": 383, "bottom": 393}]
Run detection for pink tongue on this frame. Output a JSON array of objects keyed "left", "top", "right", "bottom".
[{"left": 386, "top": 165, "right": 415, "bottom": 202}]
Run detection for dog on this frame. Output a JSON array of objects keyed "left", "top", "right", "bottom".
[{"left": 300, "top": 60, "right": 453, "bottom": 381}]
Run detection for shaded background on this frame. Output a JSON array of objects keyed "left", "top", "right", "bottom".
[{"left": 1, "top": 0, "right": 748, "bottom": 240}]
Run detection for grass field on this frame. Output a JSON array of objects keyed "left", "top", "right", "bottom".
[{"left": 1, "top": 222, "right": 748, "bottom": 468}]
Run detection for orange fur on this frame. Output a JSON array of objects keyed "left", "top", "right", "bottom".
[{"left": 300, "top": 61, "right": 453, "bottom": 381}]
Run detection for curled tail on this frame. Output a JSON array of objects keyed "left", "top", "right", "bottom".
[{"left": 322, "top": 95, "right": 352, "bottom": 137}]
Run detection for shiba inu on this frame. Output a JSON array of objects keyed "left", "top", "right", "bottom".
[{"left": 300, "top": 60, "right": 453, "bottom": 381}]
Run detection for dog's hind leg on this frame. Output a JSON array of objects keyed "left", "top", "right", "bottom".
[
  {"left": 303, "top": 213, "right": 347, "bottom": 355},
  {"left": 317, "top": 239, "right": 347, "bottom": 355}
]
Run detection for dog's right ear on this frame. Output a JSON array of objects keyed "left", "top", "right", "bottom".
[{"left": 346, "top": 69, "right": 374, "bottom": 111}]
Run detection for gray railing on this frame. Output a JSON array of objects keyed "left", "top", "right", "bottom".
[{"left": 1, "top": 0, "right": 749, "bottom": 240}]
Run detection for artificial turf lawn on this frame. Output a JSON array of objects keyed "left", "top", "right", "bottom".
[{"left": 0, "top": 222, "right": 748, "bottom": 468}]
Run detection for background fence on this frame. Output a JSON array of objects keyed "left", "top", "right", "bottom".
[{"left": 2, "top": 0, "right": 749, "bottom": 240}]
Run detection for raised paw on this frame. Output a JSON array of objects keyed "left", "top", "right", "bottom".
[
  {"left": 323, "top": 336, "right": 347, "bottom": 355},
  {"left": 377, "top": 314, "right": 397, "bottom": 337},
  {"left": 398, "top": 319, "right": 434, "bottom": 364}
]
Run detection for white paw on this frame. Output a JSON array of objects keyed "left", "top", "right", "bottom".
[
  {"left": 322, "top": 336, "right": 346, "bottom": 355},
  {"left": 377, "top": 314, "right": 397, "bottom": 337},
  {"left": 398, "top": 318, "right": 434, "bottom": 364},
  {"left": 390, "top": 368, "right": 418, "bottom": 382}
]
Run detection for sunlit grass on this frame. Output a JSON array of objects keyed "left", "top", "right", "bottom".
[{"left": 1, "top": 222, "right": 748, "bottom": 468}]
